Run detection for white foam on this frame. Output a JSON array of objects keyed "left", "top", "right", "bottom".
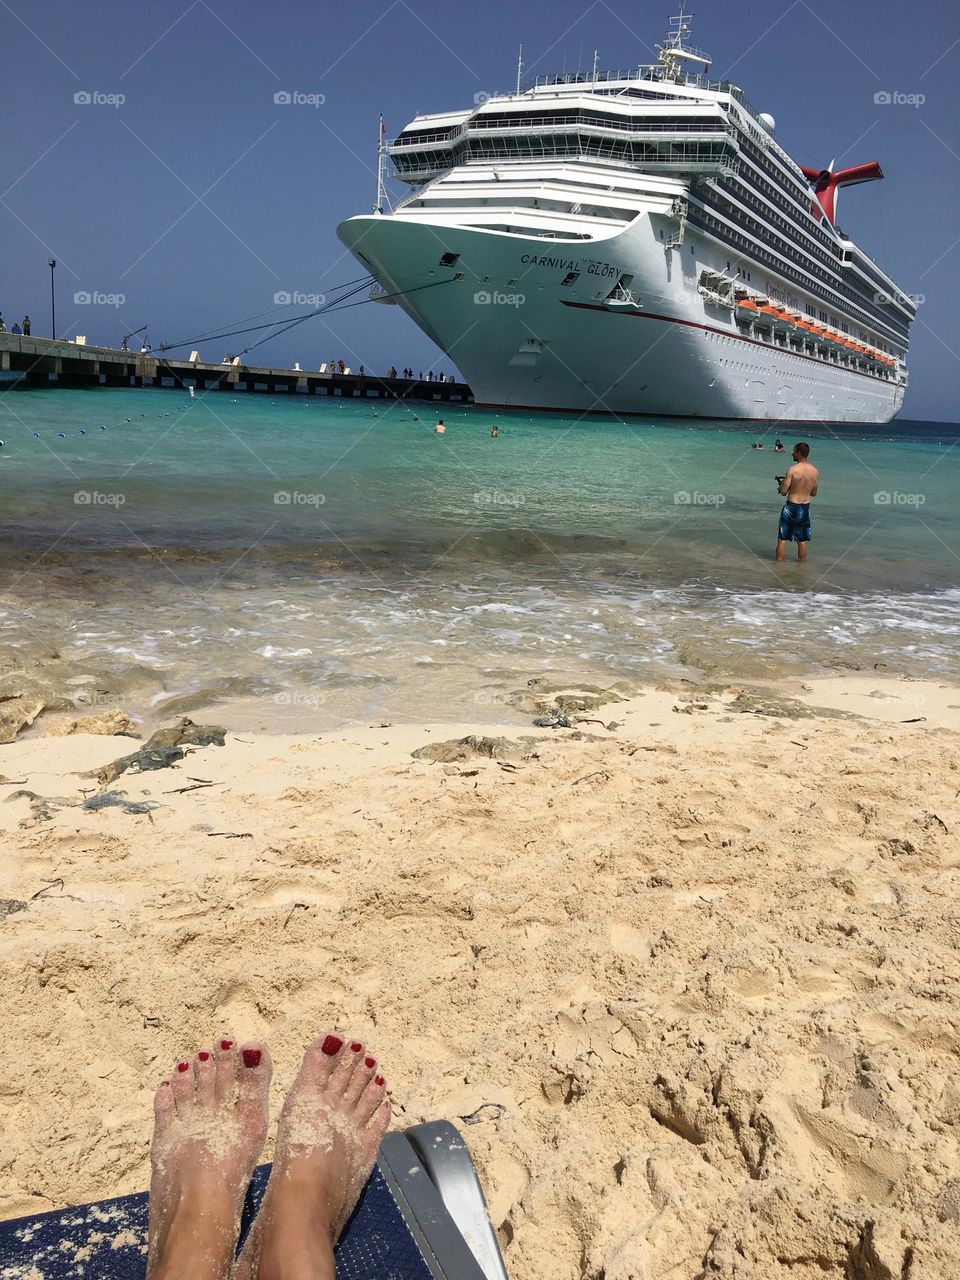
[{"left": 256, "top": 645, "right": 313, "bottom": 659}]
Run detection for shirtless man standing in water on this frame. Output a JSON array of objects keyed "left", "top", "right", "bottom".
[{"left": 775, "top": 442, "right": 819, "bottom": 562}]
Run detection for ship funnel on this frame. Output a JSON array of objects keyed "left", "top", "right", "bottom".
[{"left": 800, "top": 160, "right": 884, "bottom": 225}]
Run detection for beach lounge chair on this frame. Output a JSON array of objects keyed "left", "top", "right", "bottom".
[{"left": 0, "top": 1120, "right": 508, "bottom": 1280}]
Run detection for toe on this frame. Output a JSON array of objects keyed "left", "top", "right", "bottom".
[
  {"left": 357, "top": 1070, "right": 388, "bottom": 1124},
  {"left": 330, "top": 1036, "right": 364, "bottom": 1092},
  {"left": 343, "top": 1049, "right": 376, "bottom": 1106},
  {"left": 214, "top": 1034, "right": 238, "bottom": 1104},
  {"left": 171, "top": 1058, "right": 196, "bottom": 1116},
  {"left": 236, "top": 1042, "right": 273, "bottom": 1128},
  {"left": 301, "top": 1030, "right": 347, "bottom": 1086},
  {"left": 153, "top": 1079, "right": 176, "bottom": 1128},
  {"left": 194, "top": 1048, "right": 216, "bottom": 1106}
]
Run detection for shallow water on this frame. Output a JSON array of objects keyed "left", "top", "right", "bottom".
[{"left": 1, "top": 388, "right": 957, "bottom": 724}]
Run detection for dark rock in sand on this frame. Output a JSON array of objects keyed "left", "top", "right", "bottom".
[
  {"left": 5, "top": 790, "right": 78, "bottom": 825},
  {"left": 412, "top": 734, "right": 524, "bottom": 763},
  {"left": 82, "top": 790, "right": 159, "bottom": 815},
  {"left": 94, "top": 717, "right": 226, "bottom": 785},
  {"left": 0, "top": 899, "right": 27, "bottom": 923},
  {"left": 729, "top": 690, "right": 856, "bottom": 721},
  {"left": 509, "top": 680, "right": 630, "bottom": 718},
  {"left": 668, "top": 687, "right": 859, "bottom": 722}
]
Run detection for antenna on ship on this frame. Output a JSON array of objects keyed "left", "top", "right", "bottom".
[
  {"left": 591, "top": 48, "right": 599, "bottom": 81},
  {"left": 515, "top": 45, "right": 523, "bottom": 95}
]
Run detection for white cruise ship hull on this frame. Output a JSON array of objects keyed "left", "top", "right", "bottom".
[{"left": 338, "top": 213, "right": 904, "bottom": 423}]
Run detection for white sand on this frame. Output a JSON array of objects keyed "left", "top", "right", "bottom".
[{"left": 1, "top": 678, "right": 959, "bottom": 1278}]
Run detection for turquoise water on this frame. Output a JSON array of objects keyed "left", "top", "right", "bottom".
[{"left": 1, "top": 387, "right": 958, "bottom": 722}]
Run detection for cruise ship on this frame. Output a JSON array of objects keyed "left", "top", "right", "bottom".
[{"left": 338, "top": 9, "right": 916, "bottom": 422}]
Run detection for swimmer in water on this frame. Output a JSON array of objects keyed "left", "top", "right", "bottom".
[
  {"left": 434, "top": 419, "right": 446, "bottom": 434},
  {"left": 490, "top": 424, "right": 498, "bottom": 437}
]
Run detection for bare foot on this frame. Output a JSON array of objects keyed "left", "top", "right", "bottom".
[
  {"left": 234, "top": 1032, "right": 391, "bottom": 1280},
  {"left": 148, "top": 1036, "right": 272, "bottom": 1280}
]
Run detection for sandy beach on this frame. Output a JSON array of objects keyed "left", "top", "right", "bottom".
[{"left": 1, "top": 675, "right": 958, "bottom": 1278}]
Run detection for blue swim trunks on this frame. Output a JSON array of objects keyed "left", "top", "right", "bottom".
[{"left": 778, "top": 501, "right": 811, "bottom": 542}]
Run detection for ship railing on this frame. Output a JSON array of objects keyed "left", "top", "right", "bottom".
[
  {"left": 391, "top": 134, "right": 738, "bottom": 167},
  {"left": 521, "top": 68, "right": 766, "bottom": 120},
  {"left": 464, "top": 116, "right": 728, "bottom": 135},
  {"left": 524, "top": 67, "right": 724, "bottom": 91},
  {"left": 391, "top": 118, "right": 729, "bottom": 148}
]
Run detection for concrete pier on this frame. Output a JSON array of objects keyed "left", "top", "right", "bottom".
[{"left": 0, "top": 334, "right": 474, "bottom": 404}]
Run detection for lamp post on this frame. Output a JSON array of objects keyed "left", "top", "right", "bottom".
[{"left": 48, "top": 258, "right": 56, "bottom": 340}]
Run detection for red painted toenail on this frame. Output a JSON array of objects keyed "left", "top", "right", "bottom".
[
  {"left": 375, "top": 1075, "right": 385, "bottom": 1086},
  {"left": 321, "top": 1034, "right": 343, "bottom": 1056},
  {"left": 242, "top": 1048, "right": 262, "bottom": 1068},
  {"left": 177, "top": 1061, "right": 190, "bottom": 1073},
  {"left": 350, "top": 1042, "right": 362, "bottom": 1052},
  {"left": 364, "top": 1056, "right": 376, "bottom": 1069},
  {"left": 198, "top": 1052, "right": 211, "bottom": 1062},
  {"left": 220, "top": 1039, "right": 234, "bottom": 1050}
]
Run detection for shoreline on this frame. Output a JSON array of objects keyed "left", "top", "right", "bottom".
[
  {"left": 2, "top": 676, "right": 959, "bottom": 1275},
  {"left": 4, "top": 670, "right": 959, "bottom": 744}
]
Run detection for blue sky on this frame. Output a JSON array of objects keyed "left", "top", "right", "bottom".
[{"left": 3, "top": 0, "right": 957, "bottom": 420}]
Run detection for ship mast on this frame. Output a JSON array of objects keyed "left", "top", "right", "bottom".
[
  {"left": 374, "top": 115, "right": 386, "bottom": 213},
  {"left": 656, "top": 2, "right": 712, "bottom": 81}
]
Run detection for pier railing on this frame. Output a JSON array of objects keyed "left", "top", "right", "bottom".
[{"left": 0, "top": 334, "right": 472, "bottom": 404}]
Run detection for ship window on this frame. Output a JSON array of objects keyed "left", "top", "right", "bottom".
[
  {"left": 560, "top": 272, "right": 579, "bottom": 287},
  {"left": 438, "top": 252, "right": 460, "bottom": 267}
]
